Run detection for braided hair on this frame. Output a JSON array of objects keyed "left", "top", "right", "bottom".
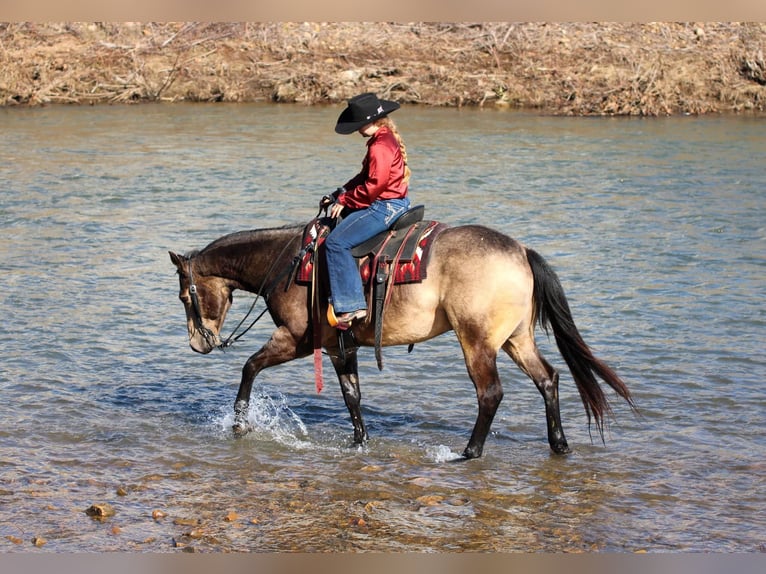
[{"left": 374, "top": 116, "right": 411, "bottom": 185}]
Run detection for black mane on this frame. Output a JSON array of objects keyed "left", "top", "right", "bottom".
[{"left": 188, "top": 223, "right": 306, "bottom": 258}]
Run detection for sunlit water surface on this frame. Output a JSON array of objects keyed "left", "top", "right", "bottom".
[{"left": 0, "top": 104, "right": 763, "bottom": 552}]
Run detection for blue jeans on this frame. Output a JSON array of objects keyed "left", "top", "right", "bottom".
[{"left": 325, "top": 198, "right": 410, "bottom": 313}]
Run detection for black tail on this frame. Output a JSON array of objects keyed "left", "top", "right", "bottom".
[{"left": 526, "top": 248, "right": 636, "bottom": 439}]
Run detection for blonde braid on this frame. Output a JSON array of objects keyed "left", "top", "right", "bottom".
[{"left": 376, "top": 116, "right": 411, "bottom": 184}]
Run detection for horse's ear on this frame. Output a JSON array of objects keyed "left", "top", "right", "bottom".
[{"left": 169, "top": 251, "right": 185, "bottom": 268}]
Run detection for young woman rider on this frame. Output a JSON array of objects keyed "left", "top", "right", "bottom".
[{"left": 320, "top": 92, "right": 412, "bottom": 329}]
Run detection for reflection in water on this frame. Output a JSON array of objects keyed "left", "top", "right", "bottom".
[{"left": 0, "top": 105, "right": 763, "bottom": 551}]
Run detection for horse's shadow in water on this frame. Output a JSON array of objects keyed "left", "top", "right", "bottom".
[{"left": 169, "top": 222, "right": 636, "bottom": 460}]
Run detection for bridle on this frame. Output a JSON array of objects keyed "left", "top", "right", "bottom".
[
  {"left": 184, "top": 233, "right": 303, "bottom": 351},
  {"left": 186, "top": 260, "right": 225, "bottom": 350}
]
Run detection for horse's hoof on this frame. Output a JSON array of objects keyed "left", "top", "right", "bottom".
[
  {"left": 461, "top": 446, "right": 483, "bottom": 460},
  {"left": 347, "top": 437, "right": 368, "bottom": 450},
  {"left": 551, "top": 443, "right": 571, "bottom": 455},
  {"left": 448, "top": 455, "right": 470, "bottom": 463},
  {"left": 232, "top": 422, "right": 252, "bottom": 437}
]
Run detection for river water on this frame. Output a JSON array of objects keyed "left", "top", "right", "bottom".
[{"left": 0, "top": 104, "right": 763, "bottom": 553}]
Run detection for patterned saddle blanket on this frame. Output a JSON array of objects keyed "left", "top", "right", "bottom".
[{"left": 296, "top": 212, "right": 447, "bottom": 287}]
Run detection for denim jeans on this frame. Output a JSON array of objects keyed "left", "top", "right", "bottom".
[{"left": 325, "top": 197, "right": 410, "bottom": 313}]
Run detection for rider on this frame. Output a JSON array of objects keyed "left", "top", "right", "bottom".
[{"left": 320, "top": 92, "right": 412, "bottom": 329}]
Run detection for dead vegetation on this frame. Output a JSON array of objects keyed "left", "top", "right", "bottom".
[{"left": 0, "top": 22, "right": 764, "bottom": 115}]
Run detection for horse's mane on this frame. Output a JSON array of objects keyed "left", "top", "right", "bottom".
[{"left": 185, "top": 222, "right": 306, "bottom": 258}]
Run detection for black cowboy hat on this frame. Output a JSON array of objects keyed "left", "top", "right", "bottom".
[{"left": 335, "top": 92, "right": 400, "bottom": 135}]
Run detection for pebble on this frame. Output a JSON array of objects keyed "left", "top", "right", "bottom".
[
  {"left": 409, "top": 477, "right": 431, "bottom": 487},
  {"left": 172, "top": 517, "right": 200, "bottom": 526},
  {"left": 364, "top": 501, "right": 383, "bottom": 513},
  {"left": 415, "top": 495, "right": 444, "bottom": 506},
  {"left": 85, "top": 503, "right": 115, "bottom": 519}
]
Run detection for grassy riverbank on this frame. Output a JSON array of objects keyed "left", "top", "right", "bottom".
[{"left": 1, "top": 22, "right": 764, "bottom": 114}]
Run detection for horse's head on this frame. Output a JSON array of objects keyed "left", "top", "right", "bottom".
[{"left": 169, "top": 251, "right": 233, "bottom": 354}]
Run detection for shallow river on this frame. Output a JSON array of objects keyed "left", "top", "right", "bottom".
[{"left": 0, "top": 104, "right": 763, "bottom": 552}]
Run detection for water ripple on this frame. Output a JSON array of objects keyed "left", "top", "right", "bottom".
[{"left": 0, "top": 106, "right": 763, "bottom": 552}]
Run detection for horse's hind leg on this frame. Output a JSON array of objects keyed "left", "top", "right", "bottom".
[
  {"left": 460, "top": 340, "right": 504, "bottom": 459},
  {"left": 329, "top": 349, "right": 368, "bottom": 445},
  {"left": 503, "top": 336, "right": 570, "bottom": 454}
]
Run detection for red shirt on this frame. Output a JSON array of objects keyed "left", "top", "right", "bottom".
[{"left": 335, "top": 126, "right": 408, "bottom": 209}]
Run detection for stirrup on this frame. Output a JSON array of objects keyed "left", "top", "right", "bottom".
[{"left": 327, "top": 305, "right": 367, "bottom": 330}]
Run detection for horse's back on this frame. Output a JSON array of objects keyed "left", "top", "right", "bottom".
[
  {"left": 430, "top": 224, "right": 531, "bottom": 281},
  {"left": 434, "top": 224, "right": 526, "bottom": 255}
]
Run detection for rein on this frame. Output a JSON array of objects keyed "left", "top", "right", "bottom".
[
  {"left": 187, "top": 260, "right": 221, "bottom": 350},
  {"left": 187, "top": 233, "right": 301, "bottom": 351}
]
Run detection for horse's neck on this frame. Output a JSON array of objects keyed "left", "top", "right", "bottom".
[{"left": 198, "top": 228, "right": 299, "bottom": 295}]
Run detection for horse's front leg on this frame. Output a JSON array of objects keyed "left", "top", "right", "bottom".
[
  {"left": 329, "top": 349, "right": 368, "bottom": 445},
  {"left": 233, "top": 326, "right": 307, "bottom": 436}
]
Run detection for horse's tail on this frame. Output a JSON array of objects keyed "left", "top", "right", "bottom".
[{"left": 526, "top": 247, "right": 636, "bottom": 439}]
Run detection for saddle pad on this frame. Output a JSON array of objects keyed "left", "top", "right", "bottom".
[
  {"left": 358, "top": 220, "right": 446, "bottom": 285},
  {"left": 296, "top": 220, "right": 447, "bottom": 286}
]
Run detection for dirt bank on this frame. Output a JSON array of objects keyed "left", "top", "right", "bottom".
[{"left": 1, "top": 22, "right": 764, "bottom": 115}]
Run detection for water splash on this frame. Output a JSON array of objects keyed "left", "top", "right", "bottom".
[
  {"left": 215, "top": 386, "right": 311, "bottom": 449},
  {"left": 426, "top": 444, "right": 463, "bottom": 463}
]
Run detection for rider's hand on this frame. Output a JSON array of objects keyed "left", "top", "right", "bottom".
[{"left": 329, "top": 202, "right": 345, "bottom": 219}]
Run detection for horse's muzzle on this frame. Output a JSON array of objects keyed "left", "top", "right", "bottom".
[{"left": 189, "top": 327, "right": 221, "bottom": 354}]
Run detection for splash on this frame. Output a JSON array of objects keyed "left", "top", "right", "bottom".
[
  {"left": 214, "top": 386, "right": 311, "bottom": 449},
  {"left": 426, "top": 444, "right": 463, "bottom": 463}
]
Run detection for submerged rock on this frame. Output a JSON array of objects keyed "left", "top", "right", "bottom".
[{"left": 85, "top": 503, "right": 116, "bottom": 519}]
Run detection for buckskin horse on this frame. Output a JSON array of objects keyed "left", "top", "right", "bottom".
[{"left": 169, "top": 216, "right": 635, "bottom": 459}]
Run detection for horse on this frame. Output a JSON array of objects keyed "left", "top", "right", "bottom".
[{"left": 169, "top": 221, "right": 635, "bottom": 459}]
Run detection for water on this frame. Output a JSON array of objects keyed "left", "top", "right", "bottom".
[{"left": 0, "top": 104, "right": 763, "bottom": 552}]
